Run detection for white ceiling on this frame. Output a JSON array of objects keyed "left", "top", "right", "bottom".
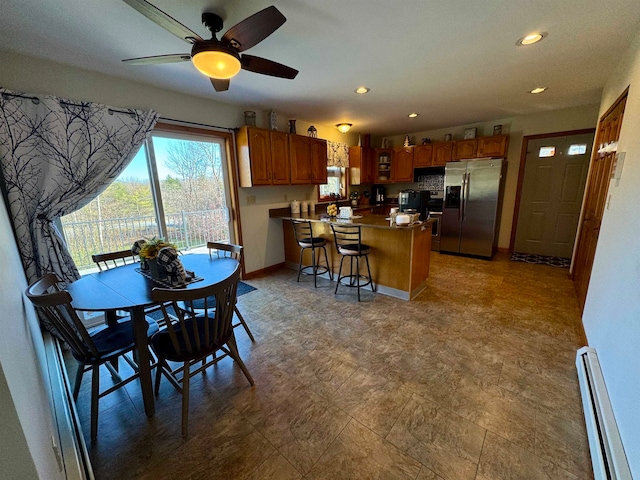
[{"left": 2, "top": 0, "right": 640, "bottom": 135}]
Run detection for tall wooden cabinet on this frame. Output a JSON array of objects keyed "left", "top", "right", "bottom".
[
  {"left": 237, "top": 127, "right": 291, "bottom": 187},
  {"left": 290, "top": 135, "right": 328, "bottom": 185},
  {"left": 349, "top": 146, "right": 375, "bottom": 185},
  {"left": 393, "top": 147, "right": 414, "bottom": 182},
  {"left": 237, "top": 126, "right": 327, "bottom": 187}
]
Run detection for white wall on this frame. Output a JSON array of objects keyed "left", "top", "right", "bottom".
[
  {"left": 0, "top": 194, "right": 64, "bottom": 479},
  {"left": 383, "top": 104, "right": 599, "bottom": 249},
  {"left": 0, "top": 50, "right": 357, "bottom": 273},
  {"left": 582, "top": 31, "right": 640, "bottom": 477}
]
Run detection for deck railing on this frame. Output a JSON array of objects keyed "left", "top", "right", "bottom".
[{"left": 62, "top": 209, "right": 229, "bottom": 270}]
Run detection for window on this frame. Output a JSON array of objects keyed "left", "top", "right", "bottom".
[
  {"left": 539, "top": 146, "right": 556, "bottom": 157},
  {"left": 318, "top": 167, "right": 347, "bottom": 202},
  {"left": 60, "top": 127, "right": 234, "bottom": 274},
  {"left": 568, "top": 144, "right": 588, "bottom": 155}
]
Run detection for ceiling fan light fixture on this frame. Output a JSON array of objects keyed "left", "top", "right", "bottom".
[
  {"left": 336, "top": 123, "right": 352, "bottom": 133},
  {"left": 191, "top": 44, "right": 241, "bottom": 79}
]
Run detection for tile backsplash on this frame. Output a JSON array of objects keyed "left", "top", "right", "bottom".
[{"left": 417, "top": 174, "right": 444, "bottom": 191}]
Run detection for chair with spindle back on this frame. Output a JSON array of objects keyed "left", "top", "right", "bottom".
[
  {"left": 150, "top": 263, "right": 254, "bottom": 436},
  {"left": 26, "top": 273, "right": 148, "bottom": 441}
]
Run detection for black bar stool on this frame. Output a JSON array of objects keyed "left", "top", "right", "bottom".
[
  {"left": 330, "top": 223, "right": 375, "bottom": 301},
  {"left": 291, "top": 220, "right": 333, "bottom": 287}
]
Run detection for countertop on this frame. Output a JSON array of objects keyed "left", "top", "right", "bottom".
[{"left": 269, "top": 208, "right": 435, "bottom": 231}]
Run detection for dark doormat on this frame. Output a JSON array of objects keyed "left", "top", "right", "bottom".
[
  {"left": 146, "top": 281, "right": 256, "bottom": 322},
  {"left": 511, "top": 252, "right": 570, "bottom": 268}
]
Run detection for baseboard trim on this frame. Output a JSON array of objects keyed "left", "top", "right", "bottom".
[{"left": 243, "top": 262, "right": 286, "bottom": 280}]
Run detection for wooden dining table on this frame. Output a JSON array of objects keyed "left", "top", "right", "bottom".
[{"left": 66, "top": 253, "right": 240, "bottom": 417}]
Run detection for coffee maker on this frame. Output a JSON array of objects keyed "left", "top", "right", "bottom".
[
  {"left": 399, "top": 189, "right": 431, "bottom": 220},
  {"left": 373, "top": 185, "right": 386, "bottom": 204}
]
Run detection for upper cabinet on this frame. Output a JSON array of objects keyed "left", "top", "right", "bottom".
[
  {"left": 349, "top": 146, "right": 375, "bottom": 185},
  {"left": 290, "top": 135, "right": 327, "bottom": 185},
  {"left": 432, "top": 141, "right": 453, "bottom": 165},
  {"left": 452, "top": 139, "right": 478, "bottom": 160},
  {"left": 477, "top": 134, "right": 508, "bottom": 158},
  {"left": 237, "top": 126, "right": 327, "bottom": 187},
  {"left": 414, "top": 144, "right": 433, "bottom": 167},
  {"left": 375, "top": 149, "right": 393, "bottom": 183},
  {"left": 237, "top": 127, "right": 278, "bottom": 186},
  {"left": 393, "top": 147, "right": 414, "bottom": 182}
]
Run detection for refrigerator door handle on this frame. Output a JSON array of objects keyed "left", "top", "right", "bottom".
[
  {"left": 464, "top": 171, "right": 471, "bottom": 221},
  {"left": 460, "top": 172, "right": 467, "bottom": 221}
]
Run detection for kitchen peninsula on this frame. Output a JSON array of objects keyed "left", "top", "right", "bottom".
[{"left": 270, "top": 209, "right": 434, "bottom": 300}]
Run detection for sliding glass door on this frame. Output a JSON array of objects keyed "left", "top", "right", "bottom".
[{"left": 60, "top": 129, "right": 234, "bottom": 273}]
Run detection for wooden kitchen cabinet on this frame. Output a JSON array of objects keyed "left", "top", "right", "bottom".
[
  {"left": 310, "top": 137, "right": 328, "bottom": 184},
  {"left": 432, "top": 141, "right": 453, "bottom": 165},
  {"left": 270, "top": 131, "right": 291, "bottom": 184},
  {"left": 237, "top": 126, "right": 283, "bottom": 186},
  {"left": 375, "top": 149, "right": 393, "bottom": 183},
  {"left": 349, "top": 146, "right": 375, "bottom": 185},
  {"left": 413, "top": 144, "right": 433, "bottom": 167},
  {"left": 477, "top": 134, "right": 508, "bottom": 157},
  {"left": 393, "top": 146, "right": 414, "bottom": 182},
  {"left": 289, "top": 134, "right": 328, "bottom": 184},
  {"left": 453, "top": 138, "right": 478, "bottom": 160}
]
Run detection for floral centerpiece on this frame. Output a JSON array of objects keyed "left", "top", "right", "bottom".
[
  {"left": 133, "top": 237, "right": 177, "bottom": 279},
  {"left": 349, "top": 191, "right": 360, "bottom": 206}
]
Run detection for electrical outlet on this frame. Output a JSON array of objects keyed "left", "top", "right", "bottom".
[
  {"left": 246, "top": 195, "right": 256, "bottom": 205},
  {"left": 284, "top": 194, "right": 289, "bottom": 202}
]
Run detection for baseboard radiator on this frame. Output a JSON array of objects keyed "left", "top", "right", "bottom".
[{"left": 576, "top": 346, "right": 632, "bottom": 480}]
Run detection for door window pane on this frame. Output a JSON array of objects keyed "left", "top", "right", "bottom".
[
  {"left": 60, "top": 146, "right": 158, "bottom": 272},
  {"left": 151, "top": 136, "right": 230, "bottom": 250}
]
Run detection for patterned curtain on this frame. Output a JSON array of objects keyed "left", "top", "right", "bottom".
[
  {"left": 327, "top": 140, "right": 349, "bottom": 167},
  {"left": 0, "top": 88, "right": 159, "bottom": 285}
]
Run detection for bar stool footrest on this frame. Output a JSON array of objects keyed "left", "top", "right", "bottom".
[
  {"left": 337, "top": 274, "right": 372, "bottom": 289},
  {"left": 300, "top": 265, "right": 331, "bottom": 277}
]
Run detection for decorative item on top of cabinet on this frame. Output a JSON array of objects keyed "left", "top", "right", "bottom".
[
  {"left": 464, "top": 127, "right": 477, "bottom": 139},
  {"left": 392, "top": 146, "right": 414, "bottom": 182},
  {"left": 414, "top": 144, "right": 433, "bottom": 167},
  {"left": 453, "top": 138, "right": 478, "bottom": 160},
  {"left": 307, "top": 125, "right": 317, "bottom": 137},
  {"left": 478, "top": 134, "right": 509, "bottom": 158},
  {"left": 237, "top": 126, "right": 291, "bottom": 187},
  {"left": 268, "top": 110, "right": 278, "bottom": 130},
  {"left": 289, "top": 119, "right": 296, "bottom": 134},
  {"left": 432, "top": 141, "right": 453, "bottom": 165},
  {"left": 375, "top": 149, "right": 392, "bottom": 183}
]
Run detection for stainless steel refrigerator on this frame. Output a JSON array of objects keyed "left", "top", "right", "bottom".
[{"left": 441, "top": 158, "right": 505, "bottom": 258}]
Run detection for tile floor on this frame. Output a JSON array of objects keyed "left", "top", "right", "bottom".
[{"left": 70, "top": 252, "right": 593, "bottom": 480}]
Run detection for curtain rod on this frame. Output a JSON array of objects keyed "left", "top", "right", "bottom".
[
  {"left": 159, "top": 116, "right": 235, "bottom": 132},
  {"left": 1, "top": 92, "right": 135, "bottom": 116}
]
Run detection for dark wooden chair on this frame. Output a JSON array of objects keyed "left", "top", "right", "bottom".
[
  {"left": 330, "top": 223, "right": 375, "bottom": 301},
  {"left": 180, "top": 242, "right": 255, "bottom": 342},
  {"left": 26, "top": 273, "right": 149, "bottom": 441},
  {"left": 291, "top": 220, "right": 333, "bottom": 287},
  {"left": 150, "top": 263, "right": 254, "bottom": 436},
  {"left": 91, "top": 249, "right": 138, "bottom": 271}
]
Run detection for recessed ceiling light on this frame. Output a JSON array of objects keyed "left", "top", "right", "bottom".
[
  {"left": 355, "top": 87, "right": 370, "bottom": 94},
  {"left": 516, "top": 32, "right": 547, "bottom": 46},
  {"left": 408, "top": 113, "right": 419, "bottom": 118},
  {"left": 529, "top": 87, "right": 548, "bottom": 94}
]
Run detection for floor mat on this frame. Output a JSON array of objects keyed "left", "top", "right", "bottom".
[
  {"left": 511, "top": 252, "right": 570, "bottom": 268},
  {"left": 146, "top": 281, "right": 256, "bottom": 322}
]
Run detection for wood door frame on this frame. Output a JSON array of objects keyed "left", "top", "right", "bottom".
[{"left": 509, "top": 128, "right": 596, "bottom": 254}]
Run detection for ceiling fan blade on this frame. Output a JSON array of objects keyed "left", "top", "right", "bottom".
[
  {"left": 122, "top": 0, "right": 203, "bottom": 43},
  {"left": 241, "top": 55, "right": 298, "bottom": 79},
  {"left": 221, "top": 6, "right": 286, "bottom": 52},
  {"left": 122, "top": 54, "right": 191, "bottom": 65},
  {"left": 210, "top": 78, "right": 230, "bottom": 92}
]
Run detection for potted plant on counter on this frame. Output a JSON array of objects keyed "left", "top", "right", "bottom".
[{"left": 349, "top": 191, "right": 360, "bottom": 206}]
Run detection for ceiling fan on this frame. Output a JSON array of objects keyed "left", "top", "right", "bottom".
[{"left": 121, "top": 0, "right": 299, "bottom": 92}]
